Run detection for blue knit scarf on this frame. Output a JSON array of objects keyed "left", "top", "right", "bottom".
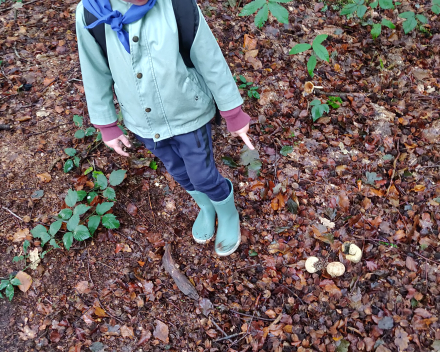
[{"left": 83, "top": 0, "right": 157, "bottom": 53}]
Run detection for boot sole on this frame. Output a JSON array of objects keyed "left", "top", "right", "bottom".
[
  {"left": 192, "top": 233, "right": 214, "bottom": 244},
  {"left": 215, "top": 224, "right": 241, "bottom": 256}
]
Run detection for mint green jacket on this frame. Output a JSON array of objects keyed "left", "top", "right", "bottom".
[{"left": 75, "top": 0, "right": 243, "bottom": 141}]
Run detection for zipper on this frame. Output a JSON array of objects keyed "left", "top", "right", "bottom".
[{"left": 193, "top": 131, "right": 201, "bottom": 148}]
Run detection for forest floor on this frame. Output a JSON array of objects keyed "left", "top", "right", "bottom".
[{"left": 1, "top": 0, "right": 440, "bottom": 351}]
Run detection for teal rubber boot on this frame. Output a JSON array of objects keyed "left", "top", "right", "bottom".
[
  {"left": 187, "top": 190, "right": 216, "bottom": 243},
  {"left": 211, "top": 179, "right": 241, "bottom": 256}
]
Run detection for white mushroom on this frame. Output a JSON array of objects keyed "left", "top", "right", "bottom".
[
  {"left": 342, "top": 242, "right": 362, "bottom": 263},
  {"left": 326, "top": 262, "right": 346, "bottom": 277},
  {"left": 305, "top": 256, "right": 321, "bottom": 273}
]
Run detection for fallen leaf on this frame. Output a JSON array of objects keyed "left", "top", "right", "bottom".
[
  {"left": 140, "top": 280, "right": 154, "bottom": 295},
  {"left": 413, "top": 185, "right": 426, "bottom": 192},
  {"left": 13, "top": 228, "right": 29, "bottom": 242},
  {"left": 319, "top": 216, "right": 335, "bottom": 229},
  {"left": 115, "top": 243, "right": 124, "bottom": 254},
  {"left": 153, "top": 320, "right": 169, "bottom": 343},
  {"left": 365, "top": 261, "right": 378, "bottom": 271},
  {"left": 94, "top": 306, "right": 108, "bottom": 318},
  {"left": 49, "top": 330, "right": 61, "bottom": 343},
  {"left": 243, "top": 34, "right": 257, "bottom": 50},
  {"left": 265, "top": 309, "right": 277, "bottom": 319},
  {"left": 15, "top": 271, "right": 32, "bottom": 292},
  {"left": 405, "top": 256, "right": 418, "bottom": 272},
  {"left": 126, "top": 203, "right": 138, "bottom": 216},
  {"left": 394, "top": 327, "right": 409, "bottom": 350},
  {"left": 75, "top": 281, "right": 92, "bottom": 294},
  {"left": 29, "top": 248, "right": 40, "bottom": 270},
  {"left": 137, "top": 329, "right": 152, "bottom": 346},
  {"left": 120, "top": 325, "right": 134, "bottom": 339},
  {"left": 18, "top": 325, "right": 37, "bottom": 340},
  {"left": 37, "top": 172, "right": 52, "bottom": 183}
]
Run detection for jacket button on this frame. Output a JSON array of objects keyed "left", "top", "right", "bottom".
[
  {"left": 155, "top": 134, "right": 160, "bottom": 139},
  {"left": 137, "top": 73, "right": 143, "bottom": 79},
  {"left": 145, "top": 108, "right": 151, "bottom": 112},
  {"left": 132, "top": 36, "right": 139, "bottom": 42},
  {"left": 195, "top": 96, "right": 199, "bottom": 100}
]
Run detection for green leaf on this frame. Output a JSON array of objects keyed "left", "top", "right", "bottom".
[
  {"left": 49, "top": 220, "right": 62, "bottom": 236},
  {"left": 270, "top": 0, "right": 292, "bottom": 2},
  {"left": 96, "top": 202, "right": 114, "bottom": 215},
  {"left": 109, "top": 170, "right": 126, "bottom": 186},
  {"left": 402, "top": 16, "right": 417, "bottom": 33},
  {"left": 150, "top": 160, "right": 158, "bottom": 170},
  {"left": 370, "top": 1, "right": 378, "bottom": 8},
  {"left": 10, "top": 278, "right": 22, "bottom": 286},
  {"left": 63, "top": 159, "right": 74, "bottom": 173},
  {"left": 357, "top": 4, "right": 368, "bottom": 18},
  {"left": 371, "top": 23, "right": 382, "bottom": 39},
  {"left": 280, "top": 146, "right": 293, "bottom": 156},
  {"left": 240, "top": 146, "right": 260, "bottom": 166},
  {"left": 31, "top": 224, "right": 48, "bottom": 239},
  {"left": 64, "top": 148, "right": 76, "bottom": 157},
  {"left": 40, "top": 232, "right": 51, "bottom": 247},
  {"left": 253, "top": 91, "right": 260, "bottom": 99},
  {"left": 311, "top": 104, "right": 329, "bottom": 122},
  {"left": 74, "top": 130, "right": 85, "bottom": 139},
  {"left": 379, "top": 0, "right": 393, "bottom": 9},
  {"left": 222, "top": 156, "right": 238, "bottom": 168},
  {"left": 240, "top": 84, "right": 248, "bottom": 89},
  {"left": 239, "top": 75, "right": 247, "bottom": 83},
  {"left": 365, "top": 171, "right": 382, "bottom": 185},
  {"left": 248, "top": 160, "right": 262, "bottom": 171},
  {"left": 336, "top": 339, "right": 350, "bottom": 352},
  {"left": 247, "top": 90, "right": 252, "bottom": 98},
  {"left": 239, "top": 0, "right": 266, "bottom": 16},
  {"left": 416, "top": 14, "right": 428, "bottom": 24},
  {"left": 73, "top": 225, "right": 91, "bottom": 241},
  {"left": 5, "top": 284, "right": 14, "bottom": 301},
  {"left": 49, "top": 238, "right": 60, "bottom": 249},
  {"left": 310, "top": 99, "right": 322, "bottom": 106},
  {"left": 95, "top": 173, "right": 108, "bottom": 190},
  {"left": 12, "top": 256, "right": 24, "bottom": 263},
  {"left": 73, "top": 156, "right": 80, "bottom": 168},
  {"left": 73, "top": 204, "right": 91, "bottom": 216},
  {"left": 95, "top": 132, "right": 102, "bottom": 142},
  {"left": 77, "top": 190, "right": 87, "bottom": 201},
  {"left": 118, "top": 124, "right": 128, "bottom": 135},
  {"left": 249, "top": 249, "right": 258, "bottom": 257},
  {"left": 67, "top": 214, "right": 80, "bottom": 232},
  {"left": 289, "top": 43, "right": 312, "bottom": 55},
  {"left": 381, "top": 18, "right": 395, "bottom": 29},
  {"left": 87, "top": 192, "right": 98, "bottom": 204},
  {"left": 65, "top": 189, "right": 78, "bottom": 207},
  {"left": 341, "top": 3, "right": 358, "bottom": 15},
  {"left": 88, "top": 215, "right": 101, "bottom": 235},
  {"left": 103, "top": 187, "right": 116, "bottom": 201},
  {"left": 399, "top": 11, "right": 415, "bottom": 19},
  {"left": 84, "top": 166, "right": 94, "bottom": 175},
  {"left": 307, "top": 55, "right": 317, "bottom": 77},
  {"left": 255, "top": 3, "right": 269, "bottom": 28},
  {"left": 312, "top": 34, "right": 328, "bottom": 45},
  {"left": 268, "top": 2, "right": 289, "bottom": 24},
  {"left": 85, "top": 127, "right": 96, "bottom": 136},
  {"left": 58, "top": 208, "right": 73, "bottom": 220},
  {"left": 432, "top": 4, "right": 440, "bottom": 14},
  {"left": 102, "top": 214, "right": 120, "bottom": 229},
  {"left": 312, "top": 43, "right": 329, "bottom": 62},
  {"left": 63, "top": 232, "right": 73, "bottom": 250},
  {"left": 0, "top": 280, "right": 9, "bottom": 290},
  {"left": 73, "top": 115, "right": 83, "bottom": 127},
  {"left": 23, "top": 240, "right": 30, "bottom": 254}
]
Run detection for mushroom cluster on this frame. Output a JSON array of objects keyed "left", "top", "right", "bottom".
[{"left": 342, "top": 242, "right": 362, "bottom": 263}]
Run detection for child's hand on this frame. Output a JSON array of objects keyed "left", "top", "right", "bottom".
[
  {"left": 230, "top": 123, "right": 255, "bottom": 150},
  {"left": 104, "top": 135, "right": 131, "bottom": 157}
]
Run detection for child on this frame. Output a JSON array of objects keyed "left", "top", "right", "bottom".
[{"left": 76, "top": 0, "right": 254, "bottom": 256}]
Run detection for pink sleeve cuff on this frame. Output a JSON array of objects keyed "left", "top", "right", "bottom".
[
  {"left": 93, "top": 122, "right": 123, "bottom": 142},
  {"left": 220, "top": 106, "right": 250, "bottom": 132}
]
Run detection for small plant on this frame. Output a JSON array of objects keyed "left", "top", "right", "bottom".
[
  {"left": 326, "top": 96, "right": 343, "bottom": 109},
  {"left": 239, "top": 0, "right": 291, "bottom": 28},
  {"left": 235, "top": 75, "right": 260, "bottom": 99},
  {"left": 310, "top": 99, "right": 329, "bottom": 122},
  {"left": 432, "top": 0, "right": 440, "bottom": 14},
  {"left": 289, "top": 34, "right": 330, "bottom": 78},
  {"left": 73, "top": 115, "right": 99, "bottom": 140},
  {"left": 398, "top": 11, "right": 428, "bottom": 34},
  {"left": 64, "top": 148, "right": 80, "bottom": 173},
  {"left": 371, "top": 18, "right": 396, "bottom": 39},
  {"left": 0, "top": 275, "right": 22, "bottom": 301}
]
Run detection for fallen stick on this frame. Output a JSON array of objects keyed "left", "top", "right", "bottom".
[
  {"left": 162, "top": 244, "right": 199, "bottom": 300},
  {"left": 0, "top": 124, "right": 11, "bottom": 130}
]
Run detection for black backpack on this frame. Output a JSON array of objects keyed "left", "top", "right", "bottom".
[{"left": 83, "top": 0, "right": 221, "bottom": 125}]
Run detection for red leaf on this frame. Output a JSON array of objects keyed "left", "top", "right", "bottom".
[{"left": 115, "top": 243, "right": 124, "bottom": 254}]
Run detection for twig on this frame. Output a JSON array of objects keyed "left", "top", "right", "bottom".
[
  {"left": 39, "top": 77, "right": 58, "bottom": 93},
  {"left": 1, "top": 206, "right": 24, "bottom": 221},
  {"left": 0, "top": 0, "right": 39, "bottom": 13},
  {"left": 386, "top": 139, "right": 400, "bottom": 196},
  {"left": 13, "top": 42, "right": 21, "bottom": 59},
  {"left": 213, "top": 332, "right": 246, "bottom": 342},
  {"left": 229, "top": 310, "right": 275, "bottom": 322},
  {"left": 27, "top": 122, "right": 71, "bottom": 137},
  {"left": 211, "top": 318, "right": 228, "bottom": 338},
  {"left": 278, "top": 284, "right": 305, "bottom": 304},
  {"left": 314, "top": 89, "right": 372, "bottom": 97},
  {"left": 114, "top": 230, "right": 143, "bottom": 250}
]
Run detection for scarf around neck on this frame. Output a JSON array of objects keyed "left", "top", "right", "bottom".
[{"left": 82, "top": 0, "right": 157, "bottom": 53}]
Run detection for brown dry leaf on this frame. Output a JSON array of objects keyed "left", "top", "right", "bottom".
[
  {"left": 246, "top": 56, "right": 262, "bottom": 70},
  {"left": 13, "top": 228, "right": 29, "bottom": 242},
  {"left": 370, "top": 188, "right": 385, "bottom": 197},
  {"left": 362, "top": 197, "right": 372, "bottom": 210},
  {"left": 205, "top": 329, "right": 218, "bottom": 338},
  {"left": 365, "top": 261, "right": 378, "bottom": 271},
  {"left": 413, "top": 185, "right": 426, "bottom": 192},
  {"left": 405, "top": 256, "right": 418, "bottom": 272},
  {"left": 153, "top": 320, "right": 169, "bottom": 343},
  {"left": 36, "top": 172, "right": 52, "bottom": 183},
  {"left": 243, "top": 34, "right": 258, "bottom": 50},
  {"left": 122, "top": 244, "right": 132, "bottom": 252},
  {"left": 137, "top": 329, "right": 152, "bottom": 346},
  {"left": 338, "top": 191, "right": 350, "bottom": 212},
  {"left": 115, "top": 243, "right": 124, "bottom": 254},
  {"left": 126, "top": 203, "right": 138, "bottom": 216},
  {"left": 324, "top": 283, "right": 342, "bottom": 299},
  {"left": 36, "top": 302, "right": 53, "bottom": 315},
  {"left": 94, "top": 306, "right": 108, "bottom": 318},
  {"left": 394, "top": 327, "right": 409, "bottom": 350},
  {"left": 75, "top": 281, "right": 92, "bottom": 294},
  {"left": 15, "top": 271, "right": 32, "bottom": 292},
  {"left": 265, "top": 309, "right": 277, "bottom": 319},
  {"left": 121, "top": 325, "right": 135, "bottom": 339},
  {"left": 141, "top": 280, "right": 154, "bottom": 295},
  {"left": 18, "top": 325, "right": 38, "bottom": 341}
]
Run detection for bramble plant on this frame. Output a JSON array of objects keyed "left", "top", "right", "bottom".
[
  {"left": 235, "top": 75, "right": 260, "bottom": 99},
  {"left": 398, "top": 11, "right": 428, "bottom": 34},
  {"left": 0, "top": 275, "right": 22, "bottom": 301},
  {"left": 64, "top": 148, "right": 80, "bottom": 173},
  {"left": 239, "top": 0, "right": 291, "bottom": 28},
  {"left": 433, "top": 0, "right": 440, "bottom": 14},
  {"left": 310, "top": 99, "right": 329, "bottom": 122},
  {"left": 289, "top": 34, "right": 330, "bottom": 78},
  {"left": 326, "top": 96, "right": 343, "bottom": 109},
  {"left": 73, "top": 115, "right": 100, "bottom": 140}
]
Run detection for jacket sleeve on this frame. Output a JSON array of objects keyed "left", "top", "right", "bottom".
[
  {"left": 75, "top": 2, "right": 117, "bottom": 125},
  {"left": 189, "top": 7, "right": 243, "bottom": 112}
]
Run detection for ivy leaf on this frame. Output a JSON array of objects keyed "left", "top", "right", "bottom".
[
  {"left": 65, "top": 189, "right": 78, "bottom": 207},
  {"left": 58, "top": 208, "right": 73, "bottom": 220},
  {"left": 73, "top": 204, "right": 91, "bottom": 216},
  {"left": 311, "top": 103, "right": 329, "bottom": 122},
  {"left": 340, "top": 3, "right": 358, "bottom": 16},
  {"left": 96, "top": 202, "right": 114, "bottom": 216},
  {"left": 103, "top": 187, "right": 116, "bottom": 201},
  {"left": 357, "top": 4, "right": 367, "bottom": 18},
  {"left": 381, "top": 18, "right": 395, "bottom": 29},
  {"left": 239, "top": 0, "right": 266, "bottom": 16},
  {"left": 365, "top": 171, "right": 382, "bottom": 185},
  {"left": 370, "top": 1, "right": 378, "bottom": 8},
  {"left": 310, "top": 99, "right": 322, "bottom": 106},
  {"left": 77, "top": 190, "right": 87, "bottom": 201},
  {"left": 102, "top": 214, "right": 120, "bottom": 229},
  {"left": 67, "top": 214, "right": 80, "bottom": 232},
  {"left": 240, "top": 146, "right": 260, "bottom": 166},
  {"left": 280, "top": 146, "right": 294, "bottom": 156},
  {"left": 336, "top": 339, "right": 350, "bottom": 352},
  {"left": 268, "top": 2, "right": 289, "bottom": 24},
  {"left": 63, "top": 232, "right": 73, "bottom": 250},
  {"left": 255, "top": 3, "right": 269, "bottom": 28},
  {"left": 88, "top": 215, "right": 101, "bottom": 235},
  {"left": 312, "top": 43, "right": 329, "bottom": 62},
  {"left": 74, "top": 130, "right": 85, "bottom": 139},
  {"left": 73, "top": 225, "right": 91, "bottom": 241},
  {"left": 95, "top": 173, "right": 108, "bottom": 190},
  {"left": 49, "top": 220, "right": 62, "bottom": 236},
  {"left": 64, "top": 148, "right": 76, "bottom": 157},
  {"left": 63, "top": 159, "right": 74, "bottom": 173},
  {"left": 371, "top": 23, "right": 382, "bottom": 39},
  {"left": 40, "top": 232, "right": 51, "bottom": 247},
  {"left": 432, "top": 3, "right": 440, "bottom": 14},
  {"left": 23, "top": 240, "right": 30, "bottom": 254},
  {"left": 399, "top": 11, "right": 415, "bottom": 19},
  {"left": 289, "top": 43, "right": 312, "bottom": 55},
  {"left": 307, "top": 55, "right": 317, "bottom": 77},
  {"left": 109, "top": 170, "right": 126, "bottom": 186}
]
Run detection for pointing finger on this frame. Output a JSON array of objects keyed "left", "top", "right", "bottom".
[
  {"left": 239, "top": 133, "right": 255, "bottom": 150},
  {"left": 119, "top": 134, "right": 131, "bottom": 148}
]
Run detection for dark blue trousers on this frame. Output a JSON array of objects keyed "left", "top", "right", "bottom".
[{"left": 135, "top": 122, "right": 230, "bottom": 202}]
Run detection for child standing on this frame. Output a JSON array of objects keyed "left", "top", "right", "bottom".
[{"left": 76, "top": 0, "right": 254, "bottom": 256}]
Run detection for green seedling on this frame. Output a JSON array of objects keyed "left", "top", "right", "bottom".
[
  {"left": 239, "top": 0, "right": 292, "bottom": 28},
  {"left": 289, "top": 34, "right": 330, "bottom": 78},
  {"left": 235, "top": 75, "right": 260, "bottom": 99},
  {"left": 0, "top": 275, "right": 22, "bottom": 301},
  {"left": 326, "top": 96, "right": 343, "bottom": 109},
  {"left": 73, "top": 115, "right": 99, "bottom": 140},
  {"left": 398, "top": 11, "right": 428, "bottom": 34},
  {"left": 371, "top": 18, "right": 396, "bottom": 39},
  {"left": 432, "top": 0, "right": 440, "bottom": 14},
  {"left": 310, "top": 99, "right": 329, "bottom": 122},
  {"left": 379, "top": 241, "right": 398, "bottom": 248}
]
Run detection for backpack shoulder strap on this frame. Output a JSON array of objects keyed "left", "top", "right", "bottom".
[{"left": 84, "top": 8, "right": 108, "bottom": 57}]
